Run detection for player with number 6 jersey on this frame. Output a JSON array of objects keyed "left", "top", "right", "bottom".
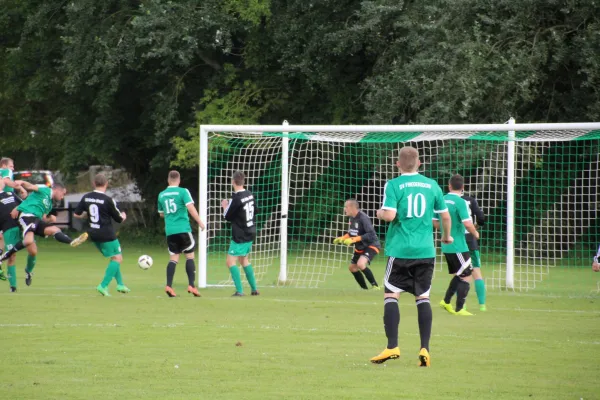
[
  {"left": 74, "top": 174, "right": 129, "bottom": 296},
  {"left": 221, "top": 170, "right": 258, "bottom": 296},
  {"left": 157, "top": 170, "right": 205, "bottom": 298}
]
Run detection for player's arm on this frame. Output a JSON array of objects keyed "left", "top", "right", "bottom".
[
  {"left": 186, "top": 203, "right": 205, "bottom": 231},
  {"left": 15, "top": 180, "right": 39, "bottom": 192},
  {"left": 434, "top": 186, "right": 452, "bottom": 244},
  {"left": 471, "top": 197, "right": 485, "bottom": 227},
  {"left": 222, "top": 197, "right": 242, "bottom": 221},
  {"left": 458, "top": 199, "right": 479, "bottom": 239},
  {"left": 377, "top": 182, "right": 397, "bottom": 222},
  {"left": 352, "top": 213, "right": 378, "bottom": 245},
  {"left": 43, "top": 213, "right": 57, "bottom": 223},
  {"left": 73, "top": 197, "right": 87, "bottom": 219},
  {"left": 157, "top": 196, "right": 165, "bottom": 219},
  {"left": 108, "top": 198, "right": 126, "bottom": 223}
]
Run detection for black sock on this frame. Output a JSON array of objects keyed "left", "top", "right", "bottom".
[
  {"left": 383, "top": 298, "right": 400, "bottom": 349},
  {"left": 444, "top": 276, "right": 461, "bottom": 303},
  {"left": 455, "top": 280, "right": 470, "bottom": 312},
  {"left": 53, "top": 232, "right": 73, "bottom": 244},
  {"left": 166, "top": 261, "right": 177, "bottom": 287},
  {"left": 0, "top": 241, "right": 25, "bottom": 261},
  {"left": 352, "top": 271, "right": 368, "bottom": 289},
  {"left": 185, "top": 259, "right": 196, "bottom": 287},
  {"left": 362, "top": 267, "right": 378, "bottom": 287},
  {"left": 416, "top": 298, "right": 432, "bottom": 351}
]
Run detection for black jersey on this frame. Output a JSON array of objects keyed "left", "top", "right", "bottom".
[
  {"left": 0, "top": 192, "right": 21, "bottom": 232},
  {"left": 462, "top": 194, "right": 485, "bottom": 251},
  {"left": 348, "top": 210, "right": 381, "bottom": 251},
  {"left": 74, "top": 190, "right": 124, "bottom": 242},
  {"left": 223, "top": 189, "right": 257, "bottom": 243}
]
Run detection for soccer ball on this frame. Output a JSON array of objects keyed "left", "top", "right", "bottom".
[{"left": 138, "top": 255, "right": 153, "bottom": 270}]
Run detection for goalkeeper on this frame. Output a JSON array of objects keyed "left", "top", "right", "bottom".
[
  {"left": 593, "top": 244, "right": 600, "bottom": 272},
  {"left": 333, "top": 199, "right": 380, "bottom": 290}
]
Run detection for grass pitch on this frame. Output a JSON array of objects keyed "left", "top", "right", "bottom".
[{"left": 1, "top": 240, "right": 599, "bottom": 399}]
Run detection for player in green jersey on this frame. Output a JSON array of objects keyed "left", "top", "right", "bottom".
[
  {"left": 0, "top": 181, "right": 88, "bottom": 285},
  {"left": 0, "top": 157, "right": 26, "bottom": 280},
  {"left": 434, "top": 175, "right": 480, "bottom": 316},
  {"left": 370, "top": 146, "right": 452, "bottom": 368},
  {"left": 221, "top": 171, "right": 258, "bottom": 297},
  {"left": 158, "top": 171, "right": 205, "bottom": 298}
]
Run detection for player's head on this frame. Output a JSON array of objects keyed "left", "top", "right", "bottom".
[
  {"left": 52, "top": 182, "right": 67, "bottom": 201},
  {"left": 168, "top": 170, "right": 180, "bottom": 186},
  {"left": 0, "top": 157, "right": 14, "bottom": 171},
  {"left": 232, "top": 170, "right": 245, "bottom": 189},
  {"left": 396, "top": 146, "right": 420, "bottom": 173},
  {"left": 93, "top": 174, "right": 109, "bottom": 190},
  {"left": 344, "top": 199, "right": 360, "bottom": 217},
  {"left": 449, "top": 174, "right": 464, "bottom": 193}
]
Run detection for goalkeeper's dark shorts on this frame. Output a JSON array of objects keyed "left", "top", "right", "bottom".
[
  {"left": 350, "top": 246, "right": 379, "bottom": 265},
  {"left": 384, "top": 257, "right": 435, "bottom": 297},
  {"left": 444, "top": 252, "right": 473, "bottom": 277}
]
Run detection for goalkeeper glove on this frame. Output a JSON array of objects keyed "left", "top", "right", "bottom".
[
  {"left": 342, "top": 237, "right": 361, "bottom": 246},
  {"left": 333, "top": 236, "right": 347, "bottom": 245}
]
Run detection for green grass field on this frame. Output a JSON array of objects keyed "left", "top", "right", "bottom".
[{"left": 1, "top": 240, "right": 599, "bottom": 400}]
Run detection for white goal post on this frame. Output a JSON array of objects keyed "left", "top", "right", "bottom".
[{"left": 198, "top": 122, "right": 600, "bottom": 290}]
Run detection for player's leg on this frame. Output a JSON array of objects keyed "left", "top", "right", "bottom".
[
  {"left": 412, "top": 259, "right": 435, "bottom": 367},
  {"left": 184, "top": 252, "right": 201, "bottom": 297},
  {"left": 3, "top": 228, "right": 20, "bottom": 292},
  {"left": 164, "top": 234, "right": 183, "bottom": 297},
  {"left": 454, "top": 252, "right": 474, "bottom": 315},
  {"left": 357, "top": 249, "right": 379, "bottom": 289},
  {"left": 471, "top": 249, "right": 486, "bottom": 311},
  {"left": 42, "top": 225, "right": 88, "bottom": 247},
  {"left": 239, "top": 252, "right": 258, "bottom": 295},
  {"left": 349, "top": 251, "right": 368, "bottom": 289},
  {"left": 227, "top": 240, "right": 249, "bottom": 296},
  {"left": 440, "top": 253, "right": 460, "bottom": 313},
  {"left": 0, "top": 232, "right": 6, "bottom": 280},
  {"left": 370, "top": 257, "right": 404, "bottom": 364},
  {"left": 95, "top": 240, "right": 127, "bottom": 296}
]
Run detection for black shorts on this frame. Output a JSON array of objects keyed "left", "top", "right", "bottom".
[
  {"left": 443, "top": 252, "right": 473, "bottom": 277},
  {"left": 384, "top": 257, "right": 435, "bottom": 296},
  {"left": 19, "top": 215, "right": 49, "bottom": 238},
  {"left": 350, "top": 247, "right": 379, "bottom": 265},
  {"left": 167, "top": 233, "right": 195, "bottom": 255}
]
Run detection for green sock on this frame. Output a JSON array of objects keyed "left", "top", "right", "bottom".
[
  {"left": 100, "top": 260, "right": 120, "bottom": 288},
  {"left": 243, "top": 264, "right": 257, "bottom": 291},
  {"left": 114, "top": 264, "right": 124, "bottom": 286},
  {"left": 26, "top": 255, "right": 36, "bottom": 273},
  {"left": 8, "top": 265, "right": 17, "bottom": 287},
  {"left": 230, "top": 266, "right": 243, "bottom": 294},
  {"left": 475, "top": 278, "right": 486, "bottom": 305}
]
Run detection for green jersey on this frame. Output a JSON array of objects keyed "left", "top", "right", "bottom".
[
  {"left": 438, "top": 193, "right": 471, "bottom": 254},
  {"left": 0, "top": 169, "right": 14, "bottom": 193},
  {"left": 157, "top": 186, "right": 194, "bottom": 236},
  {"left": 381, "top": 173, "right": 447, "bottom": 259},
  {"left": 17, "top": 185, "right": 52, "bottom": 218}
]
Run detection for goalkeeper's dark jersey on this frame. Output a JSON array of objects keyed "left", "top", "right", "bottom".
[
  {"left": 224, "top": 189, "right": 257, "bottom": 243},
  {"left": 348, "top": 210, "right": 381, "bottom": 252},
  {"left": 0, "top": 192, "right": 21, "bottom": 232},
  {"left": 74, "top": 191, "right": 124, "bottom": 243},
  {"left": 462, "top": 194, "right": 485, "bottom": 251}
]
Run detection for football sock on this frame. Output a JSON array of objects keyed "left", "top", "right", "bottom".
[
  {"left": 352, "top": 271, "right": 368, "bottom": 289},
  {"left": 166, "top": 261, "right": 177, "bottom": 287},
  {"left": 53, "top": 232, "right": 73, "bottom": 244},
  {"left": 1, "top": 241, "right": 25, "bottom": 261},
  {"left": 101, "top": 260, "right": 119, "bottom": 288},
  {"left": 114, "top": 264, "right": 124, "bottom": 286},
  {"left": 444, "top": 275, "right": 461, "bottom": 303},
  {"left": 25, "top": 254, "right": 36, "bottom": 273},
  {"left": 185, "top": 259, "right": 196, "bottom": 287},
  {"left": 7, "top": 265, "right": 16, "bottom": 287},
  {"left": 243, "top": 264, "right": 257, "bottom": 291},
  {"left": 230, "top": 266, "right": 243, "bottom": 293},
  {"left": 362, "top": 267, "right": 378, "bottom": 286},
  {"left": 455, "top": 280, "right": 471, "bottom": 312},
  {"left": 383, "top": 297, "right": 400, "bottom": 349},
  {"left": 416, "top": 298, "right": 432, "bottom": 351},
  {"left": 475, "top": 278, "right": 486, "bottom": 305}
]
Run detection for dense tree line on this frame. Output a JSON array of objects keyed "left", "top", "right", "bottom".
[{"left": 1, "top": 0, "right": 599, "bottom": 202}]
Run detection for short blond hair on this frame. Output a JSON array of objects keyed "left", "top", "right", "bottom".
[{"left": 399, "top": 146, "right": 419, "bottom": 172}]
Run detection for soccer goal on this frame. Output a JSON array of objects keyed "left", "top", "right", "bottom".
[{"left": 198, "top": 121, "right": 600, "bottom": 291}]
